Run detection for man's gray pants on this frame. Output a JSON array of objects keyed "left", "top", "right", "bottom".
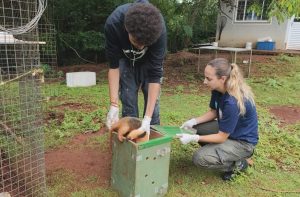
[{"left": 192, "top": 120, "right": 255, "bottom": 172}]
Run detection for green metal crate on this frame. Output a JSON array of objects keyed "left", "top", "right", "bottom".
[{"left": 111, "top": 126, "right": 194, "bottom": 197}]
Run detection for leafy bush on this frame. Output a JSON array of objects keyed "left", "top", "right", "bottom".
[{"left": 41, "top": 64, "right": 64, "bottom": 78}]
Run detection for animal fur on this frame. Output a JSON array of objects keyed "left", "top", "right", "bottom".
[{"left": 110, "top": 117, "right": 148, "bottom": 142}]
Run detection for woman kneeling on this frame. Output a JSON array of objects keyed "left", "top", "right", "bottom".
[{"left": 177, "top": 58, "right": 258, "bottom": 181}]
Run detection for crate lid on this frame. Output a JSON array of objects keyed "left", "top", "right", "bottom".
[
  {"left": 151, "top": 125, "right": 196, "bottom": 137},
  {"left": 137, "top": 126, "right": 196, "bottom": 150}
]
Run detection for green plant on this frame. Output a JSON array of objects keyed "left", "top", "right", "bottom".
[
  {"left": 276, "top": 54, "right": 296, "bottom": 63},
  {"left": 41, "top": 64, "right": 52, "bottom": 76},
  {"left": 264, "top": 78, "right": 282, "bottom": 89},
  {"left": 174, "top": 85, "right": 184, "bottom": 93},
  {"left": 57, "top": 71, "right": 64, "bottom": 78}
]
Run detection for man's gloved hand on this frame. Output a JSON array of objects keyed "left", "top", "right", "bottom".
[
  {"left": 127, "top": 116, "right": 151, "bottom": 140},
  {"left": 176, "top": 134, "right": 200, "bottom": 145},
  {"left": 180, "top": 118, "right": 197, "bottom": 129},
  {"left": 106, "top": 105, "right": 119, "bottom": 130},
  {"left": 140, "top": 116, "right": 151, "bottom": 135}
]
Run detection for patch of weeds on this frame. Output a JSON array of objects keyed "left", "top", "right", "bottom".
[
  {"left": 41, "top": 64, "right": 64, "bottom": 80},
  {"left": 276, "top": 54, "right": 296, "bottom": 64},
  {"left": 188, "top": 84, "right": 199, "bottom": 94},
  {"left": 71, "top": 188, "right": 118, "bottom": 197},
  {"left": 47, "top": 169, "right": 78, "bottom": 197},
  {"left": 254, "top": 56, "right": 300, "bottom": 78},
  {"left": 47, "top": 169, "right": 118, "bottom": 197},
  {"left": 45, "top": 125, "right": 71, "bottom": 149},
  {"left": 79, "top": 112, "right": 100, "bottom": 132},
  {"left": 194, "top": 72, "right": 204, "bottom": 80},
  {"left": 163, "top": 111, "right": 185, "bottom": 124},
  {"left": 251, "top": 73, "right": 300, "bottom": 106},
  {"left": 174, "top": 85, "right": 184, "bottom": 93},
  {"left": 85, "top": 175, "right": 98, "bottom": 184},
  {"left": 90, "top": 108, "right": 107, "bottom": 128},
  {"left": 188, "top": 84, "right": 196, "bottom": 89},
  {"left": 44, "top": 111, "right": 93, "bottom": 149},
  {"left": 171, "top": 140, "right": 198, "bottom": 162},
  {"left": 264, "top": 78, "right": 282, "bottom": 89},
  {"left": 185, "top": 73, "right": 195, "bottom": 81},
  {"left": 53, "top": 128, "right": 72, "bottom": 139},
  {"left": 44, "top": 103, "right": 107, "bottom": 149},
  {"left": 254, "top": 107, "right": 300, "bottom": 171},
  {"left": 285, "top": 123, "right": 300, "bottom": 135}
]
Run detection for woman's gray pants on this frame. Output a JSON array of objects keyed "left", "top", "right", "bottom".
[{"left": 192, "top": 120, "right": 255, "bottom": 172}]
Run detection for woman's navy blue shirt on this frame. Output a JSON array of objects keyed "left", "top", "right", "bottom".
[{"left": 209, "top": 90, "right": 258, "bottom": 145}]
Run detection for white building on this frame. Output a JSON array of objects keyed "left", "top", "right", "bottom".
[{"left": 216, "top": 0, "right": 300, "bottom": 50}]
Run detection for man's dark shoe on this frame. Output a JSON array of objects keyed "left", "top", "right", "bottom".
[{"left": 221, "top": 159, "right": 248, "bottom": 181}]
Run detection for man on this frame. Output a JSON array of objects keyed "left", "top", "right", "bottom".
[{"left": 104, "top": 0, "right": 167, "bottom": 140}]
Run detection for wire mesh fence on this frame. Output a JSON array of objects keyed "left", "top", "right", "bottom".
[
  {"left": 38, "top": 22, "right": 60, "bottom": 98},
  {"left": 39, "top": 23, "right": 57, "bottom": 69},
  {"left": 0, "top": 0, "right": 47, "bottom": 196}
]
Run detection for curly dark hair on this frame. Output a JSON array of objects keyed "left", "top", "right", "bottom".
[{"left": 125, "top": 3, "right": 163, "bottom": 46}]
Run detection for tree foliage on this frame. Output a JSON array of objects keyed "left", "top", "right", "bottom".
[
  {"left": 48, "top": 0, "right": 119, "bottom": 65},
  {"left": 46, "top": 0, "right": 300, "bottom": 65},
  {"left": 266, "top": 0, "right": 300, "bottom": 22},
  {"left": 152, "top": 0, "right": 218, "bottom": 52},
  {"left": 219, "top": 0, "right": 300, "bottom": 22}
]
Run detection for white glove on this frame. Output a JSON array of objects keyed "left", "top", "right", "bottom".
[
  {"left": 176, "top": 134, "right": 200, "bottom": 145},
  {"left": 126, "top": 116, "right": 151, "bottom": 141},
  {"left": 106, "top": 105, "right": 119, "bottom": 129},
  {"left": 180, "top": 118, "right": 197, "bottom": 129},
  {"left": 139, "top": 116, "right": 152, "bottom": 135}
]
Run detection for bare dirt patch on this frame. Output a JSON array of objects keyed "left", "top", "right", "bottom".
[
  {"left": 269, "top": 106, "right": 300, "bottom": 126},
  {"left": 45, "top": 111, "right": 65, "bottom": 125},
  {"left": 58, "top": 63, "right": 107, "bottom": 74},
  {"left": 163, "top": 51, "right": 265, "bottom": 89},
  {"left": 45, "top": 127, "right": 111, "bottom": 188},
  {"left": 52, "top": 102, "right": 98, "bottom": 112}
]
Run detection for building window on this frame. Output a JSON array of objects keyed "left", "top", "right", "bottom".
[
  {"left": 294, "top": 17, "right": 300, "bottom": 22},
  {"left": 235, "top": 0, "right": 270, "bottom": 22}
]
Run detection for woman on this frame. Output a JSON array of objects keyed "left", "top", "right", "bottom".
[{"left": 176, "top": 58, "right": 258, "bottom": 181}]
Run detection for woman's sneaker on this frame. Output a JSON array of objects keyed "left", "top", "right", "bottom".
[{"left": 221, "top": 159, "right": 248, "bottom": 181}]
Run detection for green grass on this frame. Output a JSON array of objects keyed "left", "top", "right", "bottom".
[
  {"left": 248, "top": 72, "right": 300, "bottom": 106},
  {"left": 248, "top": 55, "right": 300, "bottom": 106},
  {"left": 161, "top": 93, "right": 210, "bottom": 125},
  {"left": 45, "top": 54, "right": 300, "bottom": 196},
  {"left": 47, "top": 169, "right": 117, "bottom": 197},
  {"left": 43, "top": 82, "right": 110, "bottom": 149}
]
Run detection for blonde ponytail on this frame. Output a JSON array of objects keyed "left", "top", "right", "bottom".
[
  {"left": 226, "top": 63, "right": 255, "bottom": 115},
  {"left": 207, "top": 58, "right": 255, "bottom": 116}
]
